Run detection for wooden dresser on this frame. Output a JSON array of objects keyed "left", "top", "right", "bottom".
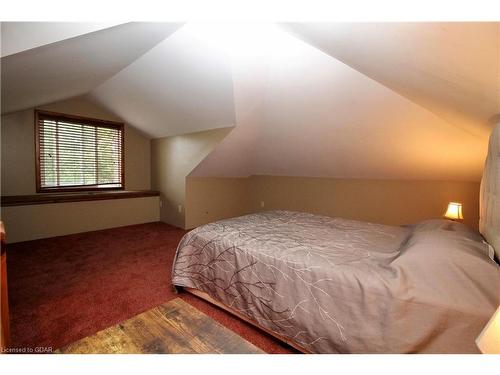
[{"left": 1, "top": 221, "right": 10, "bottom": 350}]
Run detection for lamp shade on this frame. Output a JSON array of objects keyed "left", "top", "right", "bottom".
[
  {"left": 444, "top": 202, "right": 463, "bottom": 220},
  {"left": 476, "top": 306, "right": 500, "bottom": 354}
]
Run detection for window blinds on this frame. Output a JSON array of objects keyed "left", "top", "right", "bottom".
[{"left": 36, "top": 111, "right": 124, "bottom": 191}]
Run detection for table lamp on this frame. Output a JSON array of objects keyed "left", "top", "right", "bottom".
[{"left": 444, "top": 202, "right": 463, "bottom": 221}]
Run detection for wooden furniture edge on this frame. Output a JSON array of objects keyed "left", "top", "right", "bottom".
[
  {"left": 1, "top": 221, "right": 10, "bottom": 351},
  {"left": 182, "top": 286, "right": 311, "bottom": 354},
  {"left": 1, "top": 190, "right": 160, "bottom": 207}
]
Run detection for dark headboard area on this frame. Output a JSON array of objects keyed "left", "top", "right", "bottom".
[{"left": 480, "top": 122, "right": 500, "bottom": 259}]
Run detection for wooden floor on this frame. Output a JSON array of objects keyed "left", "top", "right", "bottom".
[{"left": 56, "top": 298, "right": 264, "bottom": 354}]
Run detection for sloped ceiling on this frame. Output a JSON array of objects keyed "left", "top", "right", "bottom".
[
  {"left": 89, "top": 25, "right": 236, "bottom": 138},
  {"left": 1, "top": 22, "right": 182, "bottom": 114},
  {"left": 2, "top": 22, "right": 499, "bottom": 181},
  {"left": 192, "top": 24, "right": 492, "bottom": 181},
  {"left": 282, "top": 22, "right": 500, "bottom": 139},
  {"left": 0, "top": 22, "right": 122, "bottom": 57}
]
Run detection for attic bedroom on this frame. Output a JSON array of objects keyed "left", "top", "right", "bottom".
[{"left": 0, "top": 3, "right": 499, "bottom": 368}]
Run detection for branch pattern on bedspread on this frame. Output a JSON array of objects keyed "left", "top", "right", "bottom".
[{"left": 172, "top": 211, "right": 410, "bottom": 353}]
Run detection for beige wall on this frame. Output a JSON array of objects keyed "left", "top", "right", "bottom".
[
  {"left": 1, "top": 95, "right": 151, "bottom": 194},
  {"left": 185, "top": 176, "right": 480, "bottom": 230},
  {"left": 2, "top": 197, "right": 160, "bottom": 243},
  {"left": 250, "top": 176, "right": 480, "bottom": 230},
  {"left": 151, "top": 127, "right": 233, "bottom": 228},
  {"left": 185, "top": 177, "right": 252, "bottom": 229},
  {"left": 1, "top": 95, "right": 157, "bottom": 243}
]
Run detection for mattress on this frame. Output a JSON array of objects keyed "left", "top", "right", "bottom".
[{"left": 172, "top": 210, "right": 499, "bottom": 353}]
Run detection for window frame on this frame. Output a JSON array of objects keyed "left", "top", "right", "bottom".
[{"left": 34, "top": 110, "right": 125, "bottom": 193}]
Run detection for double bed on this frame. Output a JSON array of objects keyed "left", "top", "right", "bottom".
[{"left": 172, "top": 124, "right": 500, "bottom": 353}]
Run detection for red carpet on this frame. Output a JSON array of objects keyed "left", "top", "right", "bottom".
[{"left": 6, "top": 222, "right": 295, "bottom": 353}]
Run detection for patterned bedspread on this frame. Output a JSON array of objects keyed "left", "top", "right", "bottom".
[{"left": 172, "top": 211, "right": 499, "bottom": 353}]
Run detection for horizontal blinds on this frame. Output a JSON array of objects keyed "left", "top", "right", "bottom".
[{"left": 37, "top": 114, "right": 123, "bottom": 190}]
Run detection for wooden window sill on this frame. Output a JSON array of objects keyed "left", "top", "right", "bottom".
[{"left": 1, "top": 190, "right": 160, "bottom": 207}]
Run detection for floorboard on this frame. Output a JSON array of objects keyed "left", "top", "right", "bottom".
[{"left": 56, "top": 298, "right": 264, "bottom": 354}]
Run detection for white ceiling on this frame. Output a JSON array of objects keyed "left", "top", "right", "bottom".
[
  {"left": 1, "top": 22, "right": 498, "bottom": 181},
  {"left": 1, "top": 22, "right": 182, "bottom": 114},
  {"left": 191, "top": 24, "right": 489, "bottom": 181},
  {"left": 0, "top": 22, "right": 122, "bottom": 57},
  {"left": 282, "top": 22, "right": 500, "bottom": 139},
  {"left": 89, "top": 24, "right": 236, "bottom": 138}
]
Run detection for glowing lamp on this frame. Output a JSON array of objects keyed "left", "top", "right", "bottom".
[
  {"left": 444, "top": 202, "right": 463, "bottom": 221},
  {"left": 476, "top": 306, "right": 500, "bottom": 354}
]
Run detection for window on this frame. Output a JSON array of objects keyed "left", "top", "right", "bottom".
[{"left": 35, "top": 110, "right": 124, "bottom": 192}]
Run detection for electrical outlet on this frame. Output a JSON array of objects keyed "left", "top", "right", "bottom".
[
  {"left": 178, "top": 204, "right": 182, "bottom": 213},
  {"left": 260, "top": 201, "right": 265, "bottom": 208}
]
